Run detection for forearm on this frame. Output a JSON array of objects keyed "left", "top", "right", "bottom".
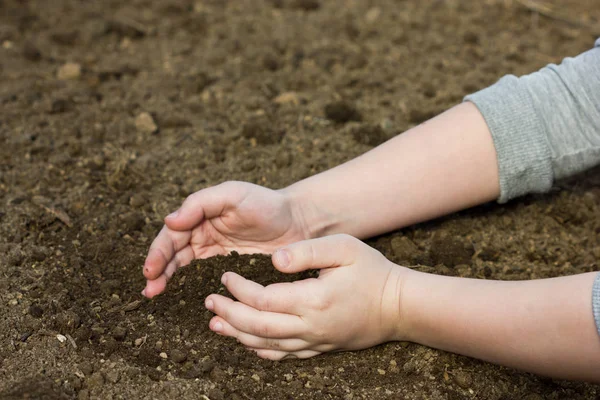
[
  {"left": 399, "top": 269, "right": 600, "bottom": 382},
  {"left": 282, "top": 102, "right": 500, "bottom": 239}
]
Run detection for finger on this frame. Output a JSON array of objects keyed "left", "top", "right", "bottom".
[
  {"left": 205, "top": 294, "right": 307, "bottom": 339},
  {"left": 272, "top": 234, "right": 361, "bottom": 273},
  {"left": 221, "top": 272, "right": 318, "bottom": 315},
  {"left": 209, "top": 317, "right": 310, "bottom": 352},
  {"left": 164, "top": 182, "right": 247, "bottom": 231},
  {"left": 143, "top": 245, "right": 196, "bottom": 298},
  {"left": 251, "top": 348, "right": 321, "bottom": 361},
  {"left": 143, "top": 226, "right": 192, "bottom": 280},
  {"left": 143, "top": 274, "right": 167, "bottom": 298}
]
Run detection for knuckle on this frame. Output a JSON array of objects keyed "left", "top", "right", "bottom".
[
  {"left": 252, "top": 319, "right": 272, "bottom": 338},
  {"left": 256, "top": 292, "right": 272, "bottom": 311}
]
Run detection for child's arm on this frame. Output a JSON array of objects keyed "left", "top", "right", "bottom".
[
  {"left": 285, "top": 43, "right": 600, "bottom": 240},
  {"left": 283, "top": 102, "right": 501, "bottom": 239},
  {"left": 401, "top": 269, "right": 600, "bottom": 382},
  {"left": 205, "top": 235, "right": 600, "bottom": 382}
]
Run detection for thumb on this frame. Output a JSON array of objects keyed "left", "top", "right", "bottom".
[
  {"left": 164, "top": 181, "right": 247, "bottom": 231},
  {"left": 272, "top": 234, "right": 361, "bottom": 273}
]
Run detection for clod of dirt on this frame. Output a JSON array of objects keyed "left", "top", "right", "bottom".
[
  {"left": 171, "top": 349, "right": 188, "bottom": 364},
  {"left": 429, "top": 233, "right": 474, "bottom": 267},
  {"left": 274, "top": 151, "right": 292, "bottom": 168},
  {"left": 348, "top": 123, "right": 387, "bottom": 146},
  {"left": 390, "top": 236, "right": 419, "bottom": 263},
  {"left": 290, "top": 0, "right": 321, "bottom": 11},
  {"left": 57, "top": 62, "right": 82, "bottom": 80},
  {"left": 135, "top": 112, "right": 158, "bottom": 134},
  {"left": 105, "top": 370, "right": 120, "bottom": 384},
  {"left": 111, "top": 326, "right": 128, "bottom": 341},
  {"left": 262, "top": 52, "right": 280, "bottom": 71},
  {"left": 241, "top": 117, "right": 283, "bottom": 145},
  {"left": 87, "top": 371, "right": 105, "bottom": 388},
  {"left": 208, "top": 388, "right": 225, "bottom": 400},
  {"left": 107, "top": 19, "right": 147, "bottom": 38},
  {"left": 408, "top": 108, "right": 437, "bottom": 124},
  {"left": 55, "top": 311, "right": 82, "bottom": 333},
  {"left": 22, "top": 42, "right": 41, "bottom": 61},
  {"left": 51, "top": 30, "right": 78, "bottom": 46},
  {"left": 324, "top": 100, "right": 362, "bottom": 123},
  {"left": 49, "top": 98, "right": 72, "bottom": 114},
  {"left": 28, "top": 304, "right": 44, "bottom": 318}
]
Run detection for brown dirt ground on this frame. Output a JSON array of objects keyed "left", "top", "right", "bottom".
[{"left": 1, "top": 0, "right": 600, "bottom": 399}]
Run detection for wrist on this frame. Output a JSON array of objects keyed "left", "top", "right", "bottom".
[
  {"left": 279, "top": 184, "right": 341, "bottom": 239},
  {"left": 386, "top": 265, "right": 419, "bottom": 342}
]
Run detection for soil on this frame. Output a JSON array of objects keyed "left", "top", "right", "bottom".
[{"left": 1, "top": 0, "right": 600, "bottom": 399}]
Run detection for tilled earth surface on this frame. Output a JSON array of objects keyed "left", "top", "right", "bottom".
[{"left": 1, "top": 0, "right": 600, "bottom": 399}]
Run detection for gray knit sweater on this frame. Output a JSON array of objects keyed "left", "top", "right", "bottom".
[{"left": 465, "top": 39, "right": 600, "bottom": 335}]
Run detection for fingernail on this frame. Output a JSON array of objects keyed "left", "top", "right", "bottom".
[
  {"left": 141, "top": 289, "right": 147, "bottom": 297},
  {"left": 213, "top": 322, "right": 222, "bottom": 331},
  {"left": 167, "top": 209, "right": 180, "bottom": 219},
  {"left": 221, "top": 273, "right": 228, "bottom": 285},
  {"left": 205, "top": 299, "right": 214, "bottom": 310},
  {"left": 274, "top": 249, "right": 290, "bottom": 268}
]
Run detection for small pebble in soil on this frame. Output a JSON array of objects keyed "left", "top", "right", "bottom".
[
  {"left": 453, "top": 370, "right": 472, "bottom": 389},
  {"left": 129, "top": 193, "right": 147, "bottom": 208},
  {"left": 57, "top": 62, "right": 82, "bottom": 80},
  {"left": 135, "top": 112, "right": 158, "bottom": 134},
  {"left": 273, "top": 91, "right": 300, "bottom": 106},
  {"left": 324, "top": 100, "right": 362, "bottom": 123}
]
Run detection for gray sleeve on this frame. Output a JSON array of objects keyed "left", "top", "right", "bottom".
[
  {"left": 464, "top": 38, "right": 600, "bottom": 203},
  {"left": 593, "top": 274, "right": 600, "bottom": 336},
  {"left": 465, "top": 39, "right": 600, "bottom": 338}
]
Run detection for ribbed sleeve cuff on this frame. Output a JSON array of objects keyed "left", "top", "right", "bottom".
[
  {"left": 593, "top": 273, "right": 600, "bottom": 337},
  {"left": 464, "top": 76, "right": 554, "bottom": 203}
]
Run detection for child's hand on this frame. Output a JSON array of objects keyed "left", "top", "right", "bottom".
[
  {"left": 143, "top": 182, "right": 311, "bottom": 298},
  {"left": 204, "top": 234, "right": 406, "bottom": 360}
]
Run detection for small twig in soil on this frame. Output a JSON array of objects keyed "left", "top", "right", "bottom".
[
  {"left": 515, "top": 0, "right": 600, "bottom": 34},
  {"left": 31, "top": 196, "right": 73, "bottom": 227},
  {"left": 109, "top": 299, "right": 142, "bottom": 313},
  {"left": 65, "top": 334, "right": 77, "bottom": 349}
]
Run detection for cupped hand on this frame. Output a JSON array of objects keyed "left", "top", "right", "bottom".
[
  {"left": 204, "top": 234, "right": 407, "bottom": 360},
  {"left": 142, "top": 181, "right": 310, "bottom": 298}
]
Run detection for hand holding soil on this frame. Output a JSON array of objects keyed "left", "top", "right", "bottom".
[
  {"left": 205, "top": 234, "right": 405, "bottom": 360},
  {"left": 142, "top": 181, "right": 311, "bottom": 298}
]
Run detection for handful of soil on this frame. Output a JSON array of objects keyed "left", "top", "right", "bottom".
[{"left": 149, "top": 252, "right": 317, "bottom": 325}]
